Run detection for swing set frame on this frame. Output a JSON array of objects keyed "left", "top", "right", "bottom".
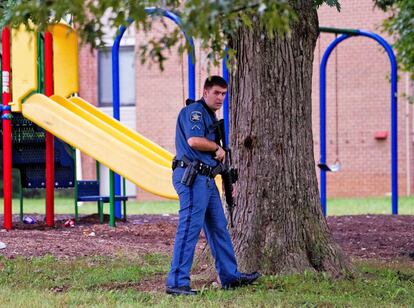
[{"left": 318, "top": 27, "right": 398, "bottom": 216}]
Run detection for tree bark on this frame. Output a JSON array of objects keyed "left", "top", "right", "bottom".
[{"left": 229, "top": 1, "right": 352, "bottom": 276}]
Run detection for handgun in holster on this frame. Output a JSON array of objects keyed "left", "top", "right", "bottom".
[{"left": 180, "top": 156, "right": 199, "bottom": 186}]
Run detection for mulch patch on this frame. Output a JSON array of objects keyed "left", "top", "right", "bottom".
[
  {"left": 328, "top": 215, "right": 414, "bottom": 261},
  {"left": 0, "top": 214, "right": 180, "bottom": 259}
]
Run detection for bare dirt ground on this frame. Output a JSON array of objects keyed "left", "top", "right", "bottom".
[{"left": 1, "top": 214, "right": 413, "bottom": 291}]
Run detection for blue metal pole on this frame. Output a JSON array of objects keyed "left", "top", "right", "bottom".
[
  {"left": 222, "top": 49, "right": 229, "bottom": 145},
  {"left": 188, "top": 52, "right": 195, "bottom": 100},
  {"left": 359, "top": 31, "right": 398, "bottom": 214},
  {"left": 319, "top": 29, "right": 398, "bottom": 215},
  {"left": 319, "top": 34, "right": 350, "bottom": 216},
  {"left": 112, "top": 22, "right": 131, "bottom": 219},
  {"left": 390, "top": 48, "right": 398, "bottom": 215}
]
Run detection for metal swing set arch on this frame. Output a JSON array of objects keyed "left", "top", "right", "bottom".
[{"left": 318, "top": 27, "right": 398, "bottom": 216}]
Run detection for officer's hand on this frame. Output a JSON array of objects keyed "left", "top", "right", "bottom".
[{"left": 214, "top": 146, "right": 225, "bottom": 161}]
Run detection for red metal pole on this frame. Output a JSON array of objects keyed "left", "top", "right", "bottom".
[
  {"left": 44, "top": 32, "right": 55, "bottom": 227},
  {"left": 2, "top": 28, "right": 13, "bottom": 230}
]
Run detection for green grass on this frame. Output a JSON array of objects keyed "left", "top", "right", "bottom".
[
  {"left": 0, "top": 196, "right": 413, "bottom": 216},
  {"left": 327, "top": 196, "right": 414, "bottom": 216},
  {"left": 0, "top": 255, "right": 413, "bottom": 307}
]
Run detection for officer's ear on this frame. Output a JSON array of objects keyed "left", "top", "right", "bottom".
[{"left": 203, "top": 87, "right": 208, "bottom": 98}]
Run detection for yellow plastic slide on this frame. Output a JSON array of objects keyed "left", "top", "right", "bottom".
[
  {"left": 68, "top": 96, "right": 173, "bottom": 167},
  {"left": 22, "top": 93, "right": 178, "bottom": 199},
  {"left": 65, "top": 96, "right": 221, "bottom": 193}
]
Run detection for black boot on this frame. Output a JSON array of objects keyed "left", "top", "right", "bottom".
[
  {"left": 222, "top": 272, "right": 262, "bottom": 289},
  {"left": 166, "top": 286, "right": 198, "bottom": 296}
]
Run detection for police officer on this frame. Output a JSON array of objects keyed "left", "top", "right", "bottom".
[{"left": 166, "top": 76, "right": 261, "bottom": 296}]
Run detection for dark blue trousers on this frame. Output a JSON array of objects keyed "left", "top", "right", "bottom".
[{"left": 166, "top": 168, "right": 241, "bottom": 287}]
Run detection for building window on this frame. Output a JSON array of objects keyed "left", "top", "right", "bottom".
[{"left": 98, "top": 46, "right": 135, "bottom": 107}]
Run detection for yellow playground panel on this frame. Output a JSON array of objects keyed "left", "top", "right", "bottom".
[
  {"left": 11, "top": 25, "right": 38, "bottom": 112},
  {"left": 47, "top": 22, "right": 79, "bottom": 97}
]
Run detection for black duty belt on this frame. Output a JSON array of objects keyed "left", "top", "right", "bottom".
[{"left": 172, "top": 157, "right": 217, "bottom": 177}]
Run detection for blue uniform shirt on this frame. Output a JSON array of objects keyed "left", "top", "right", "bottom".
[{"left": 175, "top": 99, "right": 219, "bottom": 167}]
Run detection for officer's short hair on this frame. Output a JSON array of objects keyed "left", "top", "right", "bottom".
[{"left": 204, "top": 76, "right": 227, "bottom": 90}]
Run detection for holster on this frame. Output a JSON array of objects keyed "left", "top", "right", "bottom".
[{"left": 180, "top": 156, "right": 199, "bottom": 186}]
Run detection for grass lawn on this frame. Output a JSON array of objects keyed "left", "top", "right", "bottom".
[
  {"left": 0, "top": 196, "right": 413, "bottom": 216},
  {"left": 0, "top": 254, "right": 413, "bottom": 307},
  {"left": 327, "top": 196, "right": 414, "bottom": 216}
]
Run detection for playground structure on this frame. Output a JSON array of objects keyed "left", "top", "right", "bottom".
[
  {"left": 1, "top": 21, "right": 177, "bottom": 230},
  {"left": 318, "top": 27, "right": 398, "bottom": 215},
  {"left": 1, "top": 9, "right": 227, "bottom": 230}
]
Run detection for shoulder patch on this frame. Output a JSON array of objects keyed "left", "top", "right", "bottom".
[{"left": 190, "top": 111, "right": 202, "bottom": 122}]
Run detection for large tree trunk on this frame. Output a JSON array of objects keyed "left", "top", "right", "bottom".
[{"left": 229, "top": 1, "right": 352, "bottom": 276}]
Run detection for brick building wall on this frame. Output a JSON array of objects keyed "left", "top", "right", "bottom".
[{"left": 79, "top": 1, "right": 413, "bottom": 200}]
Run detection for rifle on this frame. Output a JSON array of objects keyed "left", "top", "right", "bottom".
[{"left": 212, "top": 119, "right": 238, "bottom": 227}]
